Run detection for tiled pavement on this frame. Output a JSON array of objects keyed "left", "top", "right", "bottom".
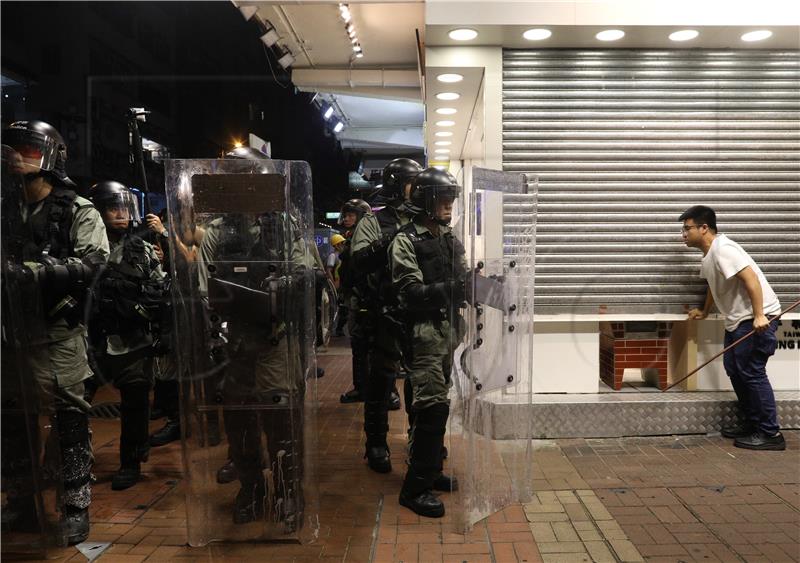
[{"left": 13, "top": 338, "right": 800, "bottom": 562}]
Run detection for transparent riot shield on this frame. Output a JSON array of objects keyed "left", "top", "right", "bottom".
[
  {"left": 447, "top": 167, "right": 536, "bottom": 531},
  {"left": 164, "top": 158, "right": 319, "bottom": 545},
  {"left": 1, "top": 146, "right": 68, "bottom": 556}
]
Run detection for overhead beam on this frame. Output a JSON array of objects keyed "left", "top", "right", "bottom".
[{"left": 339, "top": 126, "right": 424, "bottom": 148}]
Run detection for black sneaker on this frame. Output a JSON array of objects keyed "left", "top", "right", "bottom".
[
  {"left": 721, "top": 422, "right": 755, "bottom": 439},
  {"left": 340, "top": 389, "right": 364, "bottom": 403},
  {"left": 734, "top": 431, "right": 786, "bottom": 451}
]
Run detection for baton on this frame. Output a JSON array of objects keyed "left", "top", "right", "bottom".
[{"left": 663, "top": 298, "right": 800, "bottom": 392}]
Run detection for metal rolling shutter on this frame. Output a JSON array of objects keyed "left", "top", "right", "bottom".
[{"left": 502, "top": 49, "right": 800, "bottom": 315}]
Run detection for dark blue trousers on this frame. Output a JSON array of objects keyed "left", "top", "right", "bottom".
[{"left": 722, "top": 319, "right": 780, "bottom": 435}]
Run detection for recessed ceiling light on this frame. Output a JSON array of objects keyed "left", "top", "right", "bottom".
[
  {"left": 448, "top": 28, "right": 478, "bottom": 41},
  {"left": 435, "top": 149, "right": 451, "bottom": 154},
  {"left": 436, "top": 107, "right": 457, "bottom": 115},
  {"left": 436, "top": 73, "right": 463, "bottom": 83},
  {"left": 435, "top": 141, "right": 452, "bottom": 146},
  {"left": 523, "top": 29, "right": 551, "bottom": 41},
  {"left": 669, "top": 29, "right": 699, "bottom": 42},
  {"left": 435, "top": 120, "right": 455, "bottom": 127},
  {"left": 436, "top": 92, "right": 460, "bottom": 101},
  {"left": 741, "top": 30, "right": 773, "bottom": 42},
  {"left": 435, "top": 131, "right": 453, "bottom": 137},
  {"left": 596, "top": 29, "right": 625, "bottom": 41}
]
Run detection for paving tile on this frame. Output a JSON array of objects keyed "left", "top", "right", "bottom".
[
  {"left": 536, "top": 541, "right": 588, "bottom": 554},
  {"left": 608, "top": 538, "right": 645, "bottom": 562},
  {"left": 540, "top": 552, "right": 591, "bottom": 562},
  {"left": 492, "top": 542, "right": 517, "bottom": 562},
  {"left": 583, "top": 540, "right": 616, "bottom": 563}
]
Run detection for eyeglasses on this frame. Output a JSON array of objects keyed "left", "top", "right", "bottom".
[{"left": 681, "top": 224, "right": 705, "bottom": 233}]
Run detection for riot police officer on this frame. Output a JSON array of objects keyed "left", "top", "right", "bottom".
[
  {"left": 1, "top": 121, "right": 109, "bottom": 545},
  {"left": 389, "top": 167, "right": 467, "bottom": 518},
  {"left": 337, "top": 198, "right": 373, "bottom": 404},
  {"left": 89, "top": 181, "right": 166, "bottom": 490},
  {"left": 348, "top": 159, "right": 422, "bottom": 471},
  {"left": 202, "top": 209, "right": 311, "bottom": 528}
]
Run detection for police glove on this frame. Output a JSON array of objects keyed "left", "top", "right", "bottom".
[
  {"left": 406, "top": 281, "right": 463, "bottom": 309},
  {"left": 352, "top": 233, "right": 392, "bottom": 273}
]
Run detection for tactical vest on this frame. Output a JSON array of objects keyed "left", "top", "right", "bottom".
[
  {"left": 369, "top": 207, "right": 402, "bottom": 306},
  {"left": 95, "top": 235, "right": 162, "bottom": 334},
  {"left": 24, "top": 189, "right": 84, "bottom": 261},
  {"left": 211, "top": 216, "right": 284, "bottom": 288},
  {"left": 376, "top": 206, "right": 401, "bottom": 240},
  {"left": 206, "top": 215, "right": 294, "bottom": 341},
  {"left": 399, "top": 222, "right": 465, "bottom": 286}
]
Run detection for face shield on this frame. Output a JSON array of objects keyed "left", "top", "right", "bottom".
[
  {"left": 425, "top": 185, "right": 459, "bottom": 226},
  {"left": 2, "top": 127, "right": 62, "bottom": 175},
  {"left": 95, "top": 191, "right": 141, "bottom": 232}
]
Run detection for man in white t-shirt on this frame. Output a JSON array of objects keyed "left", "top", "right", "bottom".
[{"left": 680, "top": 205, "right": 784, "bottom": 451}]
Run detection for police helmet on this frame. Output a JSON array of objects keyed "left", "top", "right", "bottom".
[
  {"left": 381, "top": 158, "right": 423, "bottom": 199},
  {"left": 90, "top": 180, "right": 141, "bottom": 231},
  {"left": 338, "top": 198, "right": 371, "bottom": 225},
  {"left": 3, "top": 120, "right": 75, "bottom": 186},
  {"left": 409, "top": 167, "right": 460, "bottom": 225}
]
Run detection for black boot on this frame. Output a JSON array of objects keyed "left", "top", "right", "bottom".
[
  {"left": 399, "top": 471, "right": 444, "bottom": 518},
  {"left": 113, "top": 384, "right": 150, "bottom": 490},
  {"left": 399, "top": 403, "right": 448, "bottom": 518},
  {"left": 55, "top": 411, "right": 92, "bottom": 545},
  {"left": 364, "top": 399, "right": 391, "bottom": 473},
  {"left": 233, "top": 480, "right": 266, "bottom": 524},
  {"left": 216, "top": 459, "right": 238, "bottom": 484},
  {"left": 59, "top": 506, "right": 90, "bottom": 546},
  {"left": 433, "top": 473, "right": 458, "bottom": 492},
  {"left": 340, "top": 388, "right": 364, "bottom": 403}
]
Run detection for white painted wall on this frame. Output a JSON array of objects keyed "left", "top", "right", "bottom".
[{"left": 696, "top": 320, "right": 800, "bottom": 391}]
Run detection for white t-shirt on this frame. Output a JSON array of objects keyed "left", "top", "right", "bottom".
[
  {"left": 326, "top": 251, "right": 338, "bottom": 269},
  {"left": 700, "top": 234, "right": 781, "bottom": 331}
]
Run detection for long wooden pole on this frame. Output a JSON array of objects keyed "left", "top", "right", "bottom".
[{"left": 663, "top": 298, "right": 800, "bottom": 392}]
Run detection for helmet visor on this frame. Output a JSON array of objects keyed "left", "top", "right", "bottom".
[
  {"left": 95, "top": 191, "right": 141, "bottom": 229},
  {"left": 425, "top": 185, "right": 459, "bottom": 225},
  {"left": 2, "top": 128, "right": 60, "bottom": 174}
]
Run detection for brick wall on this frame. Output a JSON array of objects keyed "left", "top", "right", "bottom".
[{"left": 599, "top": 322, "right": 672, "bottom": 390}]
